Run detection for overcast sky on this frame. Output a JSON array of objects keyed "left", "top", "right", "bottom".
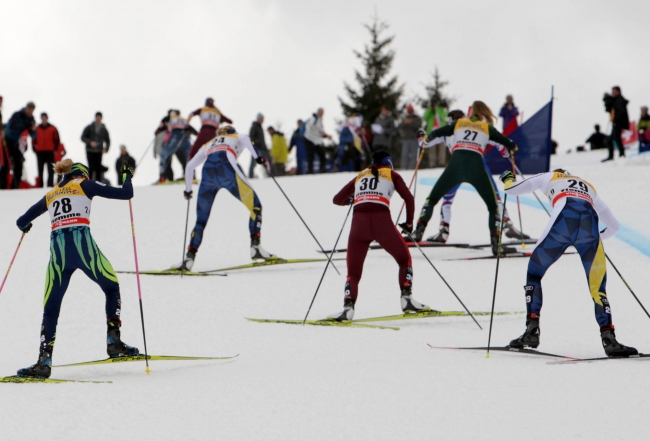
[{"left": 2, "top": 0, "right": 648, "bottom": 185}]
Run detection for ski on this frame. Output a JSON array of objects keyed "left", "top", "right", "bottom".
[
  {"left": 318, "top": 242, "right": 470, "bottom": 254},
  {"left": 204, "top": 258, "right": 345, "bottom": 273},
  {"left": 547, "top": 353, "right": 650, "bottom": 365},
  {"left": 467, "top": 238, "right": 538, "bottom": 249},
  {"left": 115, "top": 269, "right": 227, "bottom": 277},
  {"left": 53, "top": 354, "right": 238, "bottom": 367},
  {"left": 429, "top": 345, "right": 576, "bottom": 359},
  {"left": 246, "top": 317, "right": 399, "bottom": 331},
  {"left": 446, "top": 251, "right": 577, "bottom": 261},
  {"left": 0, "top": 376, "right": 111, "bottom": 384},
  {"left": 353, "top": 310, "right": 523, "bottom": 323},
  {"left": 153, "top": 178, "right": 199, "bottom": 186}
]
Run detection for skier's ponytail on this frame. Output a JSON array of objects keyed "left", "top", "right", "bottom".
[
  {"left": 371, "top": 150, "right": 393, "bottom": 179},
  {"left": 470, "top": 101, "right": 496, "bottom": 125},
  {"left": 54, "top": 159, "right": 73, "bottom": 175}
]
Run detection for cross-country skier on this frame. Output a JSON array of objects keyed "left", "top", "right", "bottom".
[
  {"left": 176, "top": 125, "right": 276, "bottom": 270},
  {"left": 500, "top": 168, "right": 637, "bottom": 356},
  {"left": 158, "top": 109, "right": 191, "bottom": 183},
  {"left": 426, "top": 110, "right": 528, "bottom": 243},
  {"left": 411, "top": 101, "right": 516, "bottom": 255},
  {"left": 329, "top": 150, "right": 429, "bottom": 321},
  {"left": 187, "top": 98, "right": 232, "bottom": 160},
  {"left": 14, "top": 159, "right": 139, "bottom": 378}
]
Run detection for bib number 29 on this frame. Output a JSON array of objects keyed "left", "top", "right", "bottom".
[
  {"left": 359, "top": 177, "right": 378, "bottom": 190},
  {"left": 52, "top": 198, "right": 72, "bottom": 216}
]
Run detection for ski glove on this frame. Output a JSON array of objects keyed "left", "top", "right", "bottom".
[
  {"left": 255, "top": 156, "right": 267, "bottom": 165},
  {"left": 499, "top": 170, "right": 515, "bottom": 184},
  {"left": 399, "top": 222, "right": 413, "bottom": 235},
  {"left": 183, "top": 190, "right": 193, "bottom": 200},
  {"left": 417, "top": 129, "right": 428, "bottom": 148},
  {"left": 19, "top": 223, "right": 32, "bottom": 233},
  {"left": 121, "top": 162, "right": 135, "bottom": 177}
]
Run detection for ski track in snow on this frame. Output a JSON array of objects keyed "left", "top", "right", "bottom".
[{"left": 0, "top": 150, "right": 648, "bottom": 440}]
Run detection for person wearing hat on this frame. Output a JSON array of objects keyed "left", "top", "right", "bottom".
[
  {"left": 187, "top": 97, "right": 232, "bottom": 160},
  {"left": 329, "top": 150, "right": 429, "bottom": 321},
  {"left": 499, "top": 94, "right": 519, "bottom": 131},
  {"left": 115, "top": 144, "right": 136, "bottom": 185},
  {"left": 14, "top": 158, "right": 139, "bottom": 378},
  {"left": 33, "top": 112, "right": 61, "bottom": 188},
  {"left": 267, "top": 126, "right": 288, "bottom": 176},
  {"left": 398, "top": 104, "right": 423, "bottom": 169},
  {"left": 176, "top": 125, "right": 276, "bottom": 271},
  {"left": 1, "top": 101, "right": 36, "bottom": 189}
]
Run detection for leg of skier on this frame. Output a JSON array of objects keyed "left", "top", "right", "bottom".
[
  {"left": 428, "top": 184, "right": 459, "bottom": 243},
  {"left": 176, "top": 183, "right": 219, "bottom": 271},
  {"left": 466, "top": 164, "right": 508, "bottom": 255}
]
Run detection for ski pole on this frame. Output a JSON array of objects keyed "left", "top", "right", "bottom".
[
  {"left": 136, "top": 138, "right": 155, "bottom": 168},
  {"left": 181, "top": 199, "right": 190, "bottom": 279},
  {"left": 510, "top": 153, "right": 526, "bottom": 248},
  {"left": 406, "top": 232, "right": 482, "bottom": 330},
  {"left": 396, "top": 148, "right": 426, "bottom": 226},
  {"left": 269, "top": 169, "right": 341, "bottom": 275},
  {"left": 487, "top": 194, "right": 508, "bottom": 357},
  {"left": 514, "top": 165, "right": 551, "bottom": 216},
  {"left": 605, "top": 253, "right": 650, "bottom": 321},
  {"left": 127, "top": 197, "right": 151, "bottom": 374},
  {"left": 0, "top": 232, "right": 26, "bottom": 296},
  {"left": 303, "top": 203, "right": 353, "bottom": 324}
]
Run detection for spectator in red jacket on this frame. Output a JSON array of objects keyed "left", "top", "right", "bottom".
[{"left": 33, "top": 112, "right": 60, "bottom": 187}]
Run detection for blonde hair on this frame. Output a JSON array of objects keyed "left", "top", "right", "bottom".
[
  {"left": 54, "top": 159, "right": 73, "bottom": 175},
  {"left": 217, "top": 125, "right": 235, "bottom": 136},
  {"left": 470, "top": 101, "right": 496, "bottom": 125}
]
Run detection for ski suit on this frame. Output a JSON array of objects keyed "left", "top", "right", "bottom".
[
  {"left": 187, "top": 105, "right": 232, "bottom": 160},
  {"left": 159, "top": 115, "right": 191, "bottom": 175},
  {"left": 16, "top": 174, "right": 133, "bottom": 353},
  {"left": 333, "top": 166, "right": 414, "bottom": 302},
  {"left": 504, "top": 171, "right": 620, "bottom": 329},
  {"left": 419, "top": 117, "right": 514, "bottom": 234},
  {"left": 184, "top": 133, "right": 262, "bottom": 252}
]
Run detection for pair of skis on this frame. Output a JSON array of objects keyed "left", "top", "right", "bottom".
[
  {"left": 318, "top": 238, "right": 538, "bottom": 254},
  {"left": 0, "top": 354, "right": 238, "bottom": 384},
  {"left": 429, "top": 345, "right": 650, "bottom": 364},
  {"left": 247, "top": 310, "right": 523, "bottom": 331},
  {"left": 116, "top": 257, "right": 345, "bottom": 277}
]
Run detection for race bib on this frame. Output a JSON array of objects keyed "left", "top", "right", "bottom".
[
  {"left": 545, "top": 172, "right": 597, "bottom": 207},
  {"left": 451, "top": 119, "right": 490, "bottom": 155},
  {"left": 46, "top": 180, "right": 92, "bottom": 230},
  {"left": 353, "top": 168, "right": 394, "bottom": 207}
]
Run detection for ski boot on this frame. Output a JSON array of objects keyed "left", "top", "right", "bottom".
[
  {"left": 503, "top": 218, "right": 530, "bottom": 240},
  {"left": 17, "top": 350, "right": 52, "bottom": 378},
  {"left": 509, "top": 318, "right": 540, "bottom": 349},
  {"left": 107, "top": 326, "right": 140, "bottom": 358},
  {"left": 491, "top": 232, "right": 517, "bottom": 256},
  {"left": 400, "top": 287, "right": 430, "bottom": 313},
  {"left": 601, "top": 328, "right": 638, "bottom": 357},
  {"left": 405, "top": 222, "right": 426, "bottom": 242},
  {"left": 426, "top": 222, "right": 449, "bottom": 243},
  {"left": 328, "top": 297, "right": 355, "bottom": 321},
  {"left": 250, "top": 235, "right": 277, "bottom": 261},
  {"left": 175, "top": 249, "right": 196, "bottom": 271}
]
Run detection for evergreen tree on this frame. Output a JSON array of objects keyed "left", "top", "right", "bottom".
[
  {"left": 339, "top": 16, "right": 404, "bottom": 124},
  {"left": 421, "top": 66, "right": 454, "bottom": 110}
]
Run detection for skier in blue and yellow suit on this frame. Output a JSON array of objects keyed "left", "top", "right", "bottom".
[
  {"left": 15, "top": 159, "right": 139, "bottom": 378},
  {"left": 501, "top": 168, "right": 637, "bottom": 357},
  {"left": 177, "top": 125, "right": 276, "bottom": 271}
]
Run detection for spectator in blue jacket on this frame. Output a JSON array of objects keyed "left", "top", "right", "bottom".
[
  {"left": 1, "top": 102, "right": 36, "bottom": 189},
  {"left": 499, "top": 95, "right": 519, "bottom": 131},
  {"left": 289, "top": 119, "right": 307, "bottom": 175}
]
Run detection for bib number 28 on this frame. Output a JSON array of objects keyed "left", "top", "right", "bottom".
[{"left": 52, "top": 198, "right": 72, "bottom": 216}]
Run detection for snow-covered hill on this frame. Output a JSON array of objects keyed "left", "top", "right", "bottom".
[{"left": 0, "top": 150, "right": 649, "bottom": 440}]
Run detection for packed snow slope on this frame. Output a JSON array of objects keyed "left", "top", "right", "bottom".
[{"left": 1, "top": 150, "right": 649, "bottom": 440}]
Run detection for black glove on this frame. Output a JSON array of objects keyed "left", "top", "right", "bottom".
[
  {"left": 399, "top": 222, "right": 413, "bottom": 235},
  {"left": 19, "top": 223, "right": 32, "bottom": 233},
  {"left": 499, "top": 170, "right": 515, "bottom": 183},
  {"left": 183, "top": 190, "right": 193, "bottom": 200},
  {"left": 509, "top": 144, "right": 519, "bottom": 154},
  {"left": 417, "top": 129, "right": 426, "bottom": 138},
  {"left": 255, "top": 156, "right": 267, "bottom": 165},
  {"left": 349, "top": 196, "right": 354, "bottom": 205},
  {"left": 121, "top": 162, "right": 135, "bottom": 177}
]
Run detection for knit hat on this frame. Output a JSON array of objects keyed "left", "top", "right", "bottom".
[
  {"left": 372, "top": 150, "right": 393, "bottom": 169},
  {"left": 70, "top": 163, "right": 90, "bottom": 178}
]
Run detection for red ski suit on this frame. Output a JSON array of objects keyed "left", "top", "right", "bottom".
[{"left": 333, "top": 166, "right": 415, "bottom": 302}]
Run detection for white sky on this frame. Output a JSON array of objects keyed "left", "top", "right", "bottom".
[{"left": 1, "top": 0, "right": 648, "bottom": 185}]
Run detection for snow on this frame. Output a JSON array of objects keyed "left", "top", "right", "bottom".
[{"left": 1, "top": 149, "right": 649, "bottom": 440}]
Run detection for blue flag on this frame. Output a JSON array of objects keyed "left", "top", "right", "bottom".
[{"left": 485, "top": 99, "right": 553, "bottom": 175}]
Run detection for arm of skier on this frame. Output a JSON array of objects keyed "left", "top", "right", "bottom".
[
  {"left": 16, "top": 197, "right": 47, "bottom": 231},
  {"left": 82, "top": 175, "right": 133, "bottom": 200},
  {"left": 393, "top": 171, "right": 414, "bottom": 225},
  {"left": 423, "top": 125, "right": 454, "bottom": 147},
  {"left": 220, "top": 113, "right": 232, "bottom": 124},
  {"left": 593, "top": 195, "right": 620, "bottom": 240},
  {"left": 184, "top": 148, "right": 207, "bottom": 193},
  {"left": 488, "top": 126, "right": 516, "bottom": 151},
  {"left": 333, "top": 178, "right": 355, "bottom": 206},
  {"left": 239, "top": 133, "right": 259, "bottom": 160},
  {"left": 503, "top": 172, "right": 551, "bottom": 196}
]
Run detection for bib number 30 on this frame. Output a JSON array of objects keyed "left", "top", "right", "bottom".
[{"left": 359, "top": 177, "right": 378, "bottom": 190}]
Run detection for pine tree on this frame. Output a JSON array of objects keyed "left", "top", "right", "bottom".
[
  {"left": 422, "top": 67, "right": 454, "bottom": 110},
  {"left": 339, "top": 16, "right": 404, "bottom": 125}
]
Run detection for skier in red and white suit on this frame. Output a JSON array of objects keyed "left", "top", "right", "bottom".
[{"left": 329, "top": 150, "right": 430, "bottom": 321}]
